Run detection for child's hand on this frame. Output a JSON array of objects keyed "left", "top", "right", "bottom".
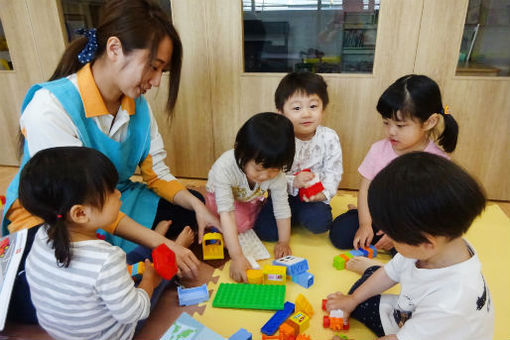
[
  {"left": 274, "top": 241, "right": 291, "bottom": 259},
  {"left": 374, "top": 231, "right": 394, "bottom": 251},
  {"left": 353, "top": 224, "right": 374, "bottom": 250},
  {"left": 230, "top": 255, "right": 251, "bottom": 282},
  {"left": 302, "top": 191, "right": 327, "bottom": 202},
  {"left": 293, "top": 171, "right": 315, "bottom": 189},
  {"left": 141, "top": 259, "right": 162, "bottom": 289},
  {"left": 326, "top": 291, "right": 358, "bottom": 318}
]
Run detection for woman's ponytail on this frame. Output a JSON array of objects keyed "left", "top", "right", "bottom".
[{"left": 49, "top": 37, "right": 88, "bottom": 81}]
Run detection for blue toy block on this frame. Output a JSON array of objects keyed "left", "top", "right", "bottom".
[
  {"left": 291, "top": 271, "right": 314, "bottom": 288},
  {"left": 273, "top": 256, "right": 309, "bottom": 276},
  {"left": 358, "top": 248, "right": 369, "bottom": 257},
  {"left": 177, "top": 284, "right": 209, "bottom": 306},
  {"left": 229, "top": 328, "right": 252, "bottom": 340},
  {"left": 349, "top": 249, "right": 364, "bottom": 257},
  {"left": 369, "top": 244, "right": 378, "bottom": 257},
  {"left": 261, "top": 301, "right": 295, "bottom": 335}
]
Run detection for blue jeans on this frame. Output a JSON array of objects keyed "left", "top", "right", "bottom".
[{"left": 254, "top": 195, "right": 332, "bottom": 241}]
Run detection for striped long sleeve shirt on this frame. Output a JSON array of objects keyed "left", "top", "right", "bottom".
[{"left": 25, "top": 227, "right": 150, "bottom": 340}]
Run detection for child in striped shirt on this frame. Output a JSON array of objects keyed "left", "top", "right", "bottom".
[{"left": 20, "top": 147, "right": 169, "bottom": 340}]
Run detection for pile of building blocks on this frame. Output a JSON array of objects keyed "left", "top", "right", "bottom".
[
  {"left": 273, "top": 256, "right": 314, "bottom": 288},
  {"left": 177, "top": 284, "right": 210, "bottom": 306},
  {"left": 212, "top": 283, "right": 286, "bottom": 310},
  {"left": 322, "top": 299, "right": 349, "bottom": 331},
  {"left": 127, "top": 243, "right": 178, "bottom": 280},
  {"left": 202, "top": 231, "right": 224, "bottom": 260},
  {"left": 333, "top": 245, "right": 377, "bottom": 270},
  {"left": 296, "top": 169, "right": 325, "bottom": 201},
  {"left": 260, "top": 294, "right": 313, "bottom": 339}
]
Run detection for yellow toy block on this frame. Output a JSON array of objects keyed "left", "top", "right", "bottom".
[
  {"left": 263, "top": 265, "right": 286, "bottom": 285},
  {"left": 202, "top": 232, "right": 224, "bottom": 260},
  {"left": 287, "top": 311, "right": 310, "bottom": 333},
  {"left": 295, "top": 293, "right": 314, "bottom": 318},
  {"left": 246, "top": 269, "right": 263, "bottom": 284}
]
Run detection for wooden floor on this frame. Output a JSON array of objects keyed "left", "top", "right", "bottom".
[{"left": 1, "top": 166, "right": 510, "bottom": 217}]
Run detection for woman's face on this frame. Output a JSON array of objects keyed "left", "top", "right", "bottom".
[{"left": 117, "top": 35, "right": 173, "bottom": 99}]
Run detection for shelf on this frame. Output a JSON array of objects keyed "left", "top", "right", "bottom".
[{"left": 342, "top": 48, "right": 375, "bottom": 55}]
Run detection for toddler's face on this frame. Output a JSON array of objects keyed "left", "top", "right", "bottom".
[
  {"left": 279, "top": 92, "right": 323, "bottom": 141},
  {"left": 243, "top": 160, "right": 281, "bottom": 185},
  {"left": 383, "top": 112, "right": 430, "bottom": 155},
  {"left": 89, "top": 189, "right": 122, "bottom": 229}
]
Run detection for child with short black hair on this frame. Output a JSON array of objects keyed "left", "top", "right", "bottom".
[
  {"left": 20, "top": 147, "right": 170, "bottom": 340},
  {"left": 255, "top": 72, "right": 342, "bottom": 241},
  {"left": 205, "top": 112, "right": 295, "bottom": 282},
  {"left": 326, "top": 152, "right": 494, "bottom": 340},
  {"left": 330, "top": 74, "right": 459, "bottom": 251}
]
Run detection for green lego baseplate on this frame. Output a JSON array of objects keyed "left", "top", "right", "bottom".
[{"left": 212, "top": 283, "right": 286, "bottom": 310}]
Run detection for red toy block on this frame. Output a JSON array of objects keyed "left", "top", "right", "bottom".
[
  {"left": 153, "top": 243, "right": 178, "bottom": 280},
  {"left": 296, "top": 169, "right": 325, "bottom": 201}
]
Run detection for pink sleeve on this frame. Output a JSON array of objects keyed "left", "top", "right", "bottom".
[{"left": 358, "top": 143, "right": 379, "bottom": 180}]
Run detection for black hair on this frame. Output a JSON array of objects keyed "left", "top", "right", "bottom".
[
  {"left": 368, "top": 152, "right": 486, "bottom": 245},
  {"left": 275, "top": 72, "right": 329, "bottom": 111},
  {"left": 235, "top": 112, "right": 295, "bottom": 172},
  {"left": 50, "top": 0, "right": 182, "bottom": 117},
  {"left": 18, "top": 147, "right": 119, "bottom": 267},
  {"left": 376, "top": 74, "right": 459, "bottom": 153}
]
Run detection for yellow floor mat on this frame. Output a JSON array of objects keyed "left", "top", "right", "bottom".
[{"left": 194, "top": 194, "right": 509, "bottom": 339}]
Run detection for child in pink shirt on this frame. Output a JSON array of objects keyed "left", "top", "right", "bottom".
[{"left": 329, "top": 74, "right": 459, "bottom": 251}]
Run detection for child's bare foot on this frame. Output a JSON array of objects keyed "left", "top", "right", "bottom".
[
  {"left": 347, "top": 204, "right": 357, "bottom": 210},
  {"left": 346, "top": 256, "right": 383, "bottom": 274},
  {"left": 175, "top": 226, "right": 195, "bottom": 248},
  {"left": 154, "top": 220, "right": 172, "bottom": 235}
]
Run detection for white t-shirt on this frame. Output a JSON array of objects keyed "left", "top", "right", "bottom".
[
  {"left": 286, "top": 125, "right": 343, "bottom": 203},
  {"left": 206, "top": 149, "right": 290, "bottom": 220},
  {"left": 380, "top": 242, "right": 494, "bottom": 340}
]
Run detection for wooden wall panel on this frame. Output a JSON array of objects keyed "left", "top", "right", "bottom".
[
  {"left": 26, "top": 0, "right": 66, "bottom": 80},
  {"left": 161, "top": 0, "right": 216, "bottom": 178},
  {"left": 0, "top": 0, "right": 45, "bottom": 165},
  {"left": 414, "top": 0, "right": 510, "bottom": 200}
]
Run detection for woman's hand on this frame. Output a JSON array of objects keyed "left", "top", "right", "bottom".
[
  {"left": 229, "top": 255, "right": 251, "bottom": 282},
  {"left": 195, "top": 204, "right": 220, "bottom": 244},
  {"left": 374, "top": 231, "right": 394, "bottom": 251},
  {"left": 353, "top": 224, "right": 374, "bottom": 250},
  {"left": 164, "top": 240, "right": 200, "bottom": 279},
  {"left": 274, "top": 241, "right": 292, "bottom": 259}
]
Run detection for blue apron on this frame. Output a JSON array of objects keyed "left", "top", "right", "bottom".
[{"left": 2, "top": 78, "right": 160, "bottom": 252}]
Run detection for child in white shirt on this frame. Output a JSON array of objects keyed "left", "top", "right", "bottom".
[
  {"left": 205, "top": 112, "right": 295, "bottom": 282},
  {"left": 326, "top": 152, "right": 494, "bottom": 340},
  {"left": 255, "top": 72, "right": 342, "bottom": 241}
]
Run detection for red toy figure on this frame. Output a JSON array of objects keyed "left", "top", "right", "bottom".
[{"left": 296, "top": 169, "right": 324, "bottom": 201}]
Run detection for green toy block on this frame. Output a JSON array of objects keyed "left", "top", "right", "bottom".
[
  {"left": 333, "top": 255, "right": 346, "bottom": 270},
  {"left": 212, "top": 283, "right": 285, "bottom": 310}
]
